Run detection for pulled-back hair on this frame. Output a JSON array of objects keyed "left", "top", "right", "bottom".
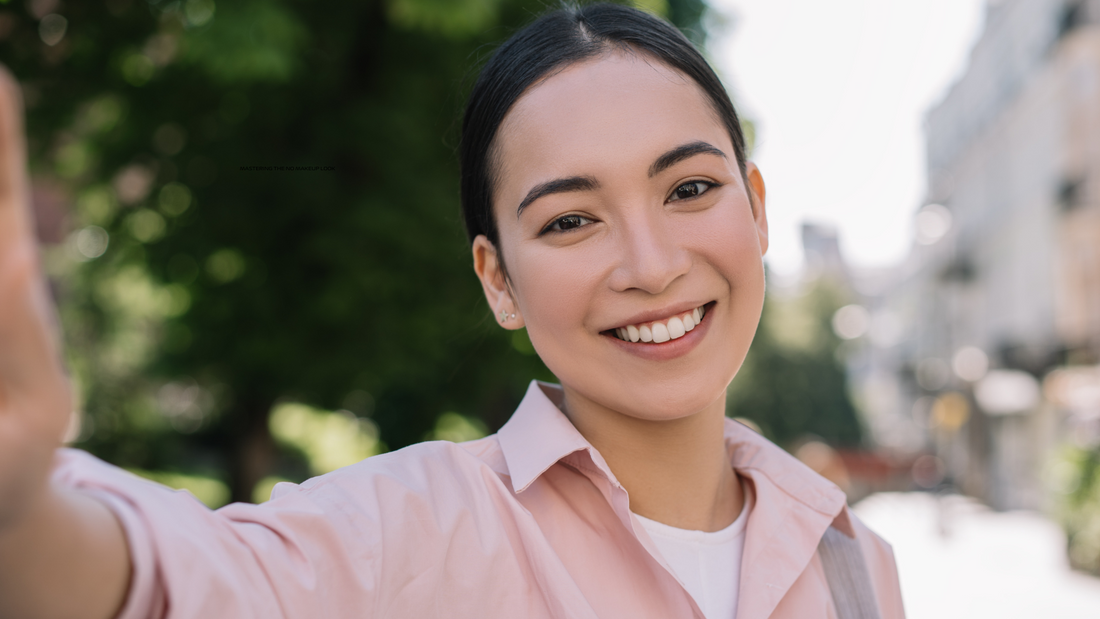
[{"left": 459, "top": 2, "right": 749, "bottom": 246}]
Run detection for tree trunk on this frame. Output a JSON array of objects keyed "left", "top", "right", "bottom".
[{"left": 228, "top": 395, "right": 276, "bottom": 504}]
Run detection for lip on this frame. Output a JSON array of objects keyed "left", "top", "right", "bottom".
[
  {"left": 605, "top": 300, "right": 712, "bottom": 332},
  {"left": 602, "top": 301, "right": 715, "bottom": 361}
]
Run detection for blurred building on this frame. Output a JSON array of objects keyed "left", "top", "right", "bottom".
[
  {"left": 801, "top": 222, "right": 849, "bottom": 285},
  {"left": 853, "top": 0, "right": 1100, "bottom": 511}
]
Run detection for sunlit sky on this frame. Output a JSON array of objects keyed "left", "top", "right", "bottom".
[{"left": 709, "top": 0, "right": 987, "bottom": 275}]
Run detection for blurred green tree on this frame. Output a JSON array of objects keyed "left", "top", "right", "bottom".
[
  {"left": 1053, "top": 445, "right": 1100, "bottom": 575},
  {"left": 727, "top": 278, "right": 865, "bottom": 449},
  {"left": 4, "top": 0, "right": 719, "bottom": 502}
]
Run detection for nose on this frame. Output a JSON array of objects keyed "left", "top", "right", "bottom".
[{"left": 608, "top": 210, "right": 692, "bottom": 295}]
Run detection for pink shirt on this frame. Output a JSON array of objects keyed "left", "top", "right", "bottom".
[{"left": 53, "top": 381, "right": 905, "bottom": 619}]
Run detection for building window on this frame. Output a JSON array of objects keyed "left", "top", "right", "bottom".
[
  {"left": 1059, "top": 1, "right": 1087, "bottom": 40},
  {"left": 940, "top": 256, "right": 976, "bottom": 284},
  {"left": 1059, "top": 176, "right": 1085, "bottom": 211}
]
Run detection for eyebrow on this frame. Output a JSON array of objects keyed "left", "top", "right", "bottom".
[
  {"left": 515, "top": 141, "right": 728, "bottom": 216},
  {"left": 648, "top": 141, "right": 727, "bottom": 177},
  {"left": 516, "top": 175, "right": 599, "bottom": 216}
]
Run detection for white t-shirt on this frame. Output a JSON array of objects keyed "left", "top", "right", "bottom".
[{"left": 633, "top": 477, "right": 753, "bottom": 619}]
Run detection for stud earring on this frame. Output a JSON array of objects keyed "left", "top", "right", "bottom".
[{"left": 499, "top": 310, "right": 516, "bottom": 324}]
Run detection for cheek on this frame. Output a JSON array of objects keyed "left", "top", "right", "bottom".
[
  {"left": 690, "top": 201, "right": 765, "bottom": 284},
  {"left": 508, "top": 245, "right": 604, "bottom": 345},
  {"left": 691, "top": 202, "right": 767, "bottom": 365}
]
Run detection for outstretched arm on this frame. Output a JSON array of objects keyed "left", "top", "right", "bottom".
[{"left": 0, "top": 66, "right": 131, "bottom": 619}]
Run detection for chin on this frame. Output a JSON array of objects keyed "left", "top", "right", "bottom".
[
  {"left": 637, "top": 381, "right": 728, "bottom": 420},
  {"left": 580, "top": 366, "right": 733, "bottom": 422}
]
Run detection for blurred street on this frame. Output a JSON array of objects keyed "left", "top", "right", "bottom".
[{"left": 856, "top": 492, "right": 1100, "bottom": 619}]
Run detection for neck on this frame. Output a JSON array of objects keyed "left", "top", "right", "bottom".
[{"left": 560, "top": 387, "right": 742, "bottom": 532}]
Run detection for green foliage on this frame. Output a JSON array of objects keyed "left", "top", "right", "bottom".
[
  {"left": 270, "top": 402, "right": 383, "bottom": 475},
  {"left": 427, "top": 411, "right": 489, "bottom": 443},
  {"left": 179, "top": 0, "right": 310, "bottom": 83},
  {"left": 664, "top": 0, "right": 708, "bottom": 45},
  {"left": 1051, "top": 445, "right": 1100, "bottom": 574},
  {"left": 727, "top": 279, "right": 864, "bottom": 449},
  {"left": 386, "top": 0, "right": 504, "bottom": 38}
]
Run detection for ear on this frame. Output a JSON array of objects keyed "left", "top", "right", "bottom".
[
  {"left": 745, "top": 162, "right": 769, "bottom": 256},
  {"left": 472, "top": 235, "right": 525, "bottom": 329}
]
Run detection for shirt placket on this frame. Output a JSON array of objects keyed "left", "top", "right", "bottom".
[{"left": 565, "top": 449, "right": 709, "bottom": 619}]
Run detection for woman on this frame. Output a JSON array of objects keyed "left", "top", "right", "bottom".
[{"left": 0, "top": 4, "right": 903, "bottom": 618}]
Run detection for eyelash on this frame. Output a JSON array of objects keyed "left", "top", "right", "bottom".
[
  {"left": 668, "top": 180, "right": 719, "bottom": 202},
  {"left": 540, "top": 214, "right": 593, "bottom": 235},
  {"left": 538, "top": 180, "right": 721, "bottom": 236}
]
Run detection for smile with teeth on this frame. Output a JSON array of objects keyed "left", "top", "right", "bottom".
[{"left": 611, "top": 305, "right": 707, "bottom": 343}]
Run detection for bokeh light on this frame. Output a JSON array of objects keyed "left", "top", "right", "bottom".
[
  {"left": 952, "top": 346, "right": 989, "bottom": 382},
  {"left": 832, "top": 304, "right": 870, "bottom": 340},
  {"left": 915, "top": 204, "right": 952, "bottom": 245}
]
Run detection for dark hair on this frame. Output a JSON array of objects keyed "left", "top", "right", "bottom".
[{"left": 459, "top": 2, "right": 750, "bottom": 247}]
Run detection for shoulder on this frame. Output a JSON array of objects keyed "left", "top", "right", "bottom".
[
  {"left": 846, "top": 506, "right": 895, "bottom": 570},
  {"left": 302, "top": 435, "right": 507, "bottom": 489},
  {"left": 261, "top": 437, "right": 533, "bottom": 590},
  {"left": 845, "top": 507, "right": 906, "bottom": 619},
  {"left": 275, "top": 436, "right": 514, "bottom": 524}
]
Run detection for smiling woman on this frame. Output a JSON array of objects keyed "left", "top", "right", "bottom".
[
  {"left": 0, "top": 4, "right": 902, "bottom": 619},
  {"left": 475, "top": 49, "right": 767, "bottom": 419}
]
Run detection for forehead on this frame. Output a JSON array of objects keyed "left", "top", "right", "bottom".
[{"left": 494, "top": 51, "right": 729, "bottom": 195}]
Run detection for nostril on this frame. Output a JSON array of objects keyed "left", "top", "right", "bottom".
[{"left": 610, "top": 230, "right": 693, "bottom": 295}]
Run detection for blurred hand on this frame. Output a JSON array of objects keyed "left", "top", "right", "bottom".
[
  {"left": 0, "top": 65, "right": 72, "bottom": 530},
  {"left": 0, "top": 64, "right": 130, "bottom": 619}
]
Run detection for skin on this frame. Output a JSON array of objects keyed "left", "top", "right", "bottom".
[
  {"left": 0, "top": 68, "right": 131, "bottom": 619},
  {"left": 473, "top": 50, "right": 769, "bottom": 531}
]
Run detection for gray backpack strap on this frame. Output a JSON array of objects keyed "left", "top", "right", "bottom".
[{"left": 817, "top": 525, "right": 883, "bottom": 619}]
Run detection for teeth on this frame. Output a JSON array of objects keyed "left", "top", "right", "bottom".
[
  {"left": 613, "top": 305, "right": 708, "bottom": 344},
  {"left": 667, "top": 317, "right": 685, "bottom": 339}
]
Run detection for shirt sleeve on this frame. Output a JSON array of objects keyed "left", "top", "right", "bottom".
[{"left": 50, "top": 448, "right": 385, "bottom": 619}]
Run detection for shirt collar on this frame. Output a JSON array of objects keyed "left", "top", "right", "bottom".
[
  {"left": 722, "top": 418, "right": 849, "bottom": 531},
  {"left": 497, "top": 380, "right": 594, "bottom": 494},
  {"left": 499, "top": 381, "right": 849, "bottom": 528}
]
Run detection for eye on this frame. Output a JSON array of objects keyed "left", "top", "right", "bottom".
[
  {"left": 541, "top": 214, "right": 594, "bottom": 235},
  {"left": 668, "top": 180, "right": 716, "bottom": 202}
]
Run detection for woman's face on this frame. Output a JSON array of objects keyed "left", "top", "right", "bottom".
[{"left": 474, "top": 51, "right": 768, "bottom": 421}]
